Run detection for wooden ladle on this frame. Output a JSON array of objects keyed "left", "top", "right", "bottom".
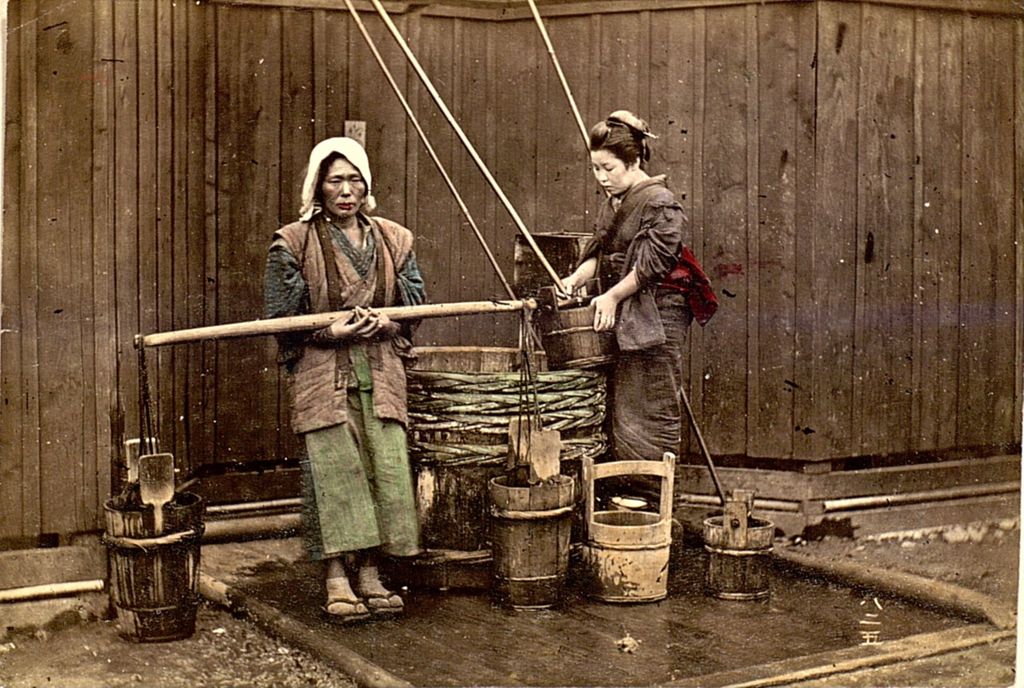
[{"left": 139, "top": 453, "right": 175, "bottom": 535}]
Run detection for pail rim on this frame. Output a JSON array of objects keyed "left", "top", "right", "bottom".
[
  {"left": 105, "top": 491, "right": 204, "bottom": 513},
  {"left": 702, "top": 515, "right": 775, "bottom": 530}
]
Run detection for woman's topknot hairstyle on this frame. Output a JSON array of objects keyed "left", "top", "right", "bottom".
[{"left": 588, "top": 109, "right": 658, "bottom": 167}]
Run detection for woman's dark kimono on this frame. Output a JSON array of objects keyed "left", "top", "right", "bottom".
[{"left": 580, "top": 176, "right": 691, "bottom": 465}]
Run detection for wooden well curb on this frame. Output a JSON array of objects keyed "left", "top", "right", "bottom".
[{"left": 198, "top": 544, "right": 1015, "bottom": 688}]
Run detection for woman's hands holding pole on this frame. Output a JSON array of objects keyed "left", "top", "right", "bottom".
[{"left": 325, "top": 307, "right": 397, "bottom": 341}]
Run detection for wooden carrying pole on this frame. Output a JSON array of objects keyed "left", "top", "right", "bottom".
[
  {"left": 364, "top": 0, "right": 566, "bottom": 293},
  {"left": 136, "top": 299, "right": 536, "bottom": 349},
  {"left": 341, "top": 0, "right": 515, "bottom": 300}
]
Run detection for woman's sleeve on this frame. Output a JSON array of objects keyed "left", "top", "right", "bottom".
[
  {"left": 630, "top": 201, "right": 685, "bottom": 287},
  {"left": 396, "top": 251, "right": 427, "bottom": 307},
  {"left": 264, "top": 239, "right": 310, "bottom": 367},
  {"left": 265, "top": 240, "right": 309, "bottom": 318}
]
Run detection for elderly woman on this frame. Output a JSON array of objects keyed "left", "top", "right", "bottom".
[
  {"left": 264, "top": 137, "right": 425, "bottom": 621},
  {"left": 561, "top": 111, "right": 715, "bottom": 470}
]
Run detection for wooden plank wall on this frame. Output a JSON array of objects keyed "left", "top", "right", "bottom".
[{"left": 2, "top": 0, "right": 1021, "bottom": 540}]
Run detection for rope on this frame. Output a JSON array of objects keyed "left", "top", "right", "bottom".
[
  {"left": 102, "top": 527, "right": 202, "bottom": 550},
  {"left": 514, "top": 314, "right": 543, "bottom": 460}
]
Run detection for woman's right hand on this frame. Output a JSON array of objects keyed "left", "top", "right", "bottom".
[
  {"left": 556, "top": 274, "right": 579, "bottom": 300},
  {"left": 557, "top": 257, "right": 598, "bottom": 300}
]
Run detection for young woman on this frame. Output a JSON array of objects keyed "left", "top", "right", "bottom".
[
  {"left": 561, "top": 110, "right": 715, "bottom": 469},
  {"left": 264, "top": 137, "right": 425, "bottom": 621}
]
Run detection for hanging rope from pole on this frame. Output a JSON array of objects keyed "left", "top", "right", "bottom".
[{"left": 137, "top": 345, "right": 157, "bottom": 457}]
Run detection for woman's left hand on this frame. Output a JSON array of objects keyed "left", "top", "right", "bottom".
[
  {"left": 361, "top": 309, "right": 399, "bottom": 339},
  {"left": 591, "top": 293, "right": 619, "bottom": 332}
]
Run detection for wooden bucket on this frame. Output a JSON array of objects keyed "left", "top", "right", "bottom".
[
  {"left": 488, "top": 474, "right": 575, "bottom": 609},
  {"left": 536, "top": 304, "right": 616, "bottom": 370},
  {"left": 581, "top": 453, "right": 675, "bottom": 603},
  {"left": 103, "top": 492, "right": 205, "bottom": 642},
  {"left": 702, "top": 515, "right": 774, "bottom": 601},
  {"left": 407, "top": 347, "right": 606, "bottom": 555},
  {"left": 512, "top": 233, "right": 591, "bottom": 297}
]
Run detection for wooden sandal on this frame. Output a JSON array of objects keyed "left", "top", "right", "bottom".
[
  {"left": 324, "top": 578, "right": 371, "bottom": 623},
  {"left": 362, "top": 590, "right": 404, "bottom": 616},
  {"left": 364, "top": 589, "right": 403, "bottom": 618}
]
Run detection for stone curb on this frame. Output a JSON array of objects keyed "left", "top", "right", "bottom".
[{"left": 198, "top": 572, "right": 412, "bottom": 688}]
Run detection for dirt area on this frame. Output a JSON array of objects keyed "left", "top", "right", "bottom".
[
  {"left": 0, "top": 519, "right": 1017, "bottom": 688},
  {"left": 0, "top": 603, "right": 355, "bottom": 688},
  {"left": 788, "top": 519, "right": 1020, "bottom": 604}
]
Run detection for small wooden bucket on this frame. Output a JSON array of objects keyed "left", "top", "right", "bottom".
[
  {"left": 581, "top": 453, "right": 675, "bottom": 603},
  {"left": 103, "top": 492, "right": 205, "bottom": 642},
  {"left": 488, "top": 474, "right": 575, "bottom": 609},
  {"left": 702, "top": 514, "right": 774, "bottom": 601},
  {"left": 537, "top": 304, "right": 616, "bottom": 370}
]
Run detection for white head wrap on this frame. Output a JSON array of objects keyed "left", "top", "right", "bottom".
[{"left": 298, "top": 137, "right": 376, "bottom": 221}]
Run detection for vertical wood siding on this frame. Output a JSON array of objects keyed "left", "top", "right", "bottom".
[{"left": 2, "top": 0, "right": 1021, "bottom": 539}]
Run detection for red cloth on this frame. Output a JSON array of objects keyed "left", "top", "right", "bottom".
[{"left": 658, "top": 245, "right": 718, "bottom": 326}]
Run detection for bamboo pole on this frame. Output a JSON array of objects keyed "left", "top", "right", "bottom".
[
  {"left": 678, "top": 494, "right": 801, "bottom": 513},
  {"left": 202, "top": 513, "right": 303, "bottom": 543},
  {"left": 205, "top": 498, "right": 303, "bottom": 515},
  {"left": 526, "top": 0, "right": 590, "bottom": 149},
  {"left": 822, "top": 482, "right": 1021, "bottom": 512},
  {"left": 365, "top": 0, "right": 567, "bottom": 293},
  {"left": 0, "top": 580, "right": 105, "bottom": 603},
  {"left": 136, "top": 299, "right": 536, "bottom": 348},
  {"left": 341, "top": 0, "right": 516, "bottom": 300},
  {"left": 680, "top": 385, "right": 727, "bottom": 507}
]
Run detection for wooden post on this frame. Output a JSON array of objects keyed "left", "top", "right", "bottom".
[{"left": 723, "top": 489, "right": 755, "bottom": 549}]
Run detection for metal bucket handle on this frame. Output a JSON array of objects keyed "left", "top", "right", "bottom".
[{"left": 582, "top": 452, "right": 676, "bottom": 529}]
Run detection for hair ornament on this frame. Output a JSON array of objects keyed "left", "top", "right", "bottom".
[{"left": 605, "top": 110, "right": 659, "bottom": 139}]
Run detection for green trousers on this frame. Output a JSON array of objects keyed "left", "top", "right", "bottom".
[{"left": 300, "top": 348, "right": 420, "bottom": 560}]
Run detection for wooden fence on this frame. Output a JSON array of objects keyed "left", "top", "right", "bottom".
[{"left": 2, "top": 0, "right": 1021, "bottom": 540}]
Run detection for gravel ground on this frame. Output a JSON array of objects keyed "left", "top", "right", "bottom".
[{"left": 0, "top": 603, "right": 355, "bottom": 688}]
